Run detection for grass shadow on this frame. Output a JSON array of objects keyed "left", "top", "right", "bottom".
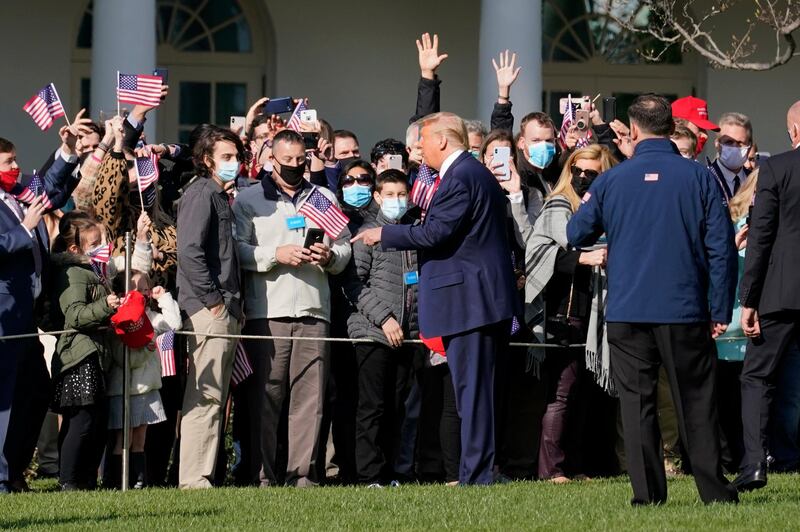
[{"left": 0, "top": 507, "right": 220, "bottom": 529}]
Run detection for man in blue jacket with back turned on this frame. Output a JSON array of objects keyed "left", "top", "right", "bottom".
[
  {"left": 352, "top": 112, "right": 519, "bottom": 485},
  {"left": 567, "top": 94, "right": 738, "bottom": 505}
]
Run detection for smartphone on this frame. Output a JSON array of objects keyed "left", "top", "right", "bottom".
[
  {"left": 575, "top": 109, "right": 591, "bottom": 133},
  {"left": 602, "top": 97, "right": 616, "bottom": 123},
  {"left": 264, "top": 97, "right": 295, "bottom": 115},
  {"left": 302, "top": 131, "right": 319, "bottom": 150},
  {"left": 230, "top": 116, "right": 246, "bottom": 132},
  {"left": 387, "top": 154, "right": 403, "bottom": 170},
  {"left": 303, "top": 228, "right": 325, "bottom": 249},
  {"left": 493, "top": 146, "right": 511, "bottom": 181},
  {"left": 153, "top": 68, "right": 168, "bottom": 85},
  {"left": 300, "top": 109, "right": 317, "bottom": 123},
  {"left": 559, "top": 96, "right": 590, "bottom": 115}
]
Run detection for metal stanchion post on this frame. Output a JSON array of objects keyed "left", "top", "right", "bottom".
[{"left": 121, "top": 231, "right": 132, "bottom": 491}]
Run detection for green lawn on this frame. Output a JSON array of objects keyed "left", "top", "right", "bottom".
[{"left": 2, "top": 475, "right": 800, "bottom": 530}]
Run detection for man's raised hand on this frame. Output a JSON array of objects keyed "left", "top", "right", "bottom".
[
  {"left": 493, "top": 50, "right": 521, "bottom": 103},
  {"left": 417, "top": 33, "right": 448, "bottom": 80}
]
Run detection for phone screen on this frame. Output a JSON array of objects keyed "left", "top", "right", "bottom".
[{"left": 493, "top": 146, "right": 511, "bottom": 181}]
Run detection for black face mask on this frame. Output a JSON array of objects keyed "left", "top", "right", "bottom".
[
  {"left": 277, "top": 162, "right": 306, "bottom": 187},
  {"left": 571, "top": 177, "right": 594, "bottom": 197},
  {"left": 337, "top": 156, "right": 359, "bottom": 169}
]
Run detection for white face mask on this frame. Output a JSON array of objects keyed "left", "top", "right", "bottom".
[{"left": 719, "top": 144, "right": 749, "bottom": 171}]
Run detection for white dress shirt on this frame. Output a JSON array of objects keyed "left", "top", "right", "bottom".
[
  {"left": 437, "top": 149, "right": 465, "bottom": 182},
  {"left": 717, "top": 160, "right": 746, "bottom": 196}
]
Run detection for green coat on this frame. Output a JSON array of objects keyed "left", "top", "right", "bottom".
[{"left": 50, "top": 253, "right": 115, "bottom": 376}]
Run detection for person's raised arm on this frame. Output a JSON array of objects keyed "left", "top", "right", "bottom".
[
  {"left": 125, "top": 85, "right": 169, "bottom": 150},
  {"left": 411, "top": 32, "right": 448, "bottom": 123},
  {"left": 491, "top": 50, "right": 520, "bottom": 132}
]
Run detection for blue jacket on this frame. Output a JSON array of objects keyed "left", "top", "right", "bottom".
[
  {"left": 0, "top": 153, "right": 77, "bottom": 336},
  {"left": 382, "top": 151, "right": 519, "bottom": 338},
  {"left": 566, "top": 138, "right": 737, "bottom": 324}
]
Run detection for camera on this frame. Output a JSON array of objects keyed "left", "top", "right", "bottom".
[{"left": 575, "top": 109, "right": 590, "bottom": 131}]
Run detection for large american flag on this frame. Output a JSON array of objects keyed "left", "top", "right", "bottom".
[
  {"left": 231, "top": 341, "right": 254, "bottom": 387},
  {"left": 117, "top": 73, "right": 163, "bottom": 107},
  {"left": 286, "top": 99, "right": 307, "bottom": 132},
  {"left": 22, "top": 83, "right": 65, "bottom": 131},
  {"left": 409, "top": 163, "right": 440, "bottom": 215},
  {"left": 559, "top": 94, "right": 591, "bottom": 149},
  {"left": 299, "top": 188, "right": 349, "bottom": 239},
  {"left": 136, "top": 152, "right": 160, "bottom": 190},
  {"left": 157, "top": 330, "right": 177, "bottom": 377},
  {"left": 16, "top": 173, "right": 53, "bottom": 210}
]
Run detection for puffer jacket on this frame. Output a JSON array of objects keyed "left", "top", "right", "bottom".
[
  {"left": 106, "top": 292, "right": 182, "bottom": 396},
  {"left": 50, "top": 253, "right": 115, "bottom": 376},
  {"left": 347, "top": 209, "right": 419, "bottom": 346}
]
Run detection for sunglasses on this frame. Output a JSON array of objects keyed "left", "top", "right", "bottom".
[
  {"left": 341, "top": 173, "right": 373, "bottom": 186},
  {"left": 571, "top": 166, "right": 600, "bottom": 180}
]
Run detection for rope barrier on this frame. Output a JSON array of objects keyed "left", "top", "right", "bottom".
[{"left": 0, "top": 328, "right": 753, "bottom": 347}]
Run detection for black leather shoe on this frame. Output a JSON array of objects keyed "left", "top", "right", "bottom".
[{"left": 733, "top": 462, "right": 768, "bottom": 492}]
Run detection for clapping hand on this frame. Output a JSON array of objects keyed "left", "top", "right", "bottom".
[
  {"left": 417, "top": 33, "right": 448, "bottom": 80},
  {"left": 493, "top": 50, "right": 521, "bottom": 102}
]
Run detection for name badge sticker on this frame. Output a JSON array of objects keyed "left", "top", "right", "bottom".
[
  {"left": 286, "top": 216, "right": 306, "bottom": 230},
  {"left": 404, "top": 271, "right": 419, "bottom": 285}
]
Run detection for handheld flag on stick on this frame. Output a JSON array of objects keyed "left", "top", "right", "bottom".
[
  {"left": 15, "top": 172, "right": 54, "bottom": 210},
  {"left": 409, "top": 163, "right": 440, "bottom": 218},
  {"left": 156, "top": 330, "right": 177, "bottom": 377},
  {"left": 117, "top": 72, "right": 163, "bottom": 107},
  {"left": 298, "top": 188, "right": 349, "bottom": 239},
  {"left": 23, "top": 83, "right": 65, "bottom": 131},
  {"left": 286, "top": 99, "right": 308, "bottom": 132}
]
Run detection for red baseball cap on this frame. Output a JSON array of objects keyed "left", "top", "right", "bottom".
[
  {"left": 671, "top": 96, "right": 719, "bottom": 131},
  {"left": 111, "top": 290, "right": 154, "bottom": 349}
]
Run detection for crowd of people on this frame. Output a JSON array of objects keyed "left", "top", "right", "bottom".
[{"left": 1, "top": 33, "right": 799, "bottom": 506}]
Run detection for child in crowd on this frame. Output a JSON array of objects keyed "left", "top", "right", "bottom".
[
  {"left": 104, "top": 270, "right": 181, "bottom": 489},
  {"left": 348, "top": 169, "right": 419, "bottom": 487}
]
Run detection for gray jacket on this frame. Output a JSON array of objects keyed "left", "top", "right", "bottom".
[
  {"left": 347, "top": 210, "right": 419, "bottom": 346},
  {"left": 176, "top": 177, "right": 242, "bottom": 320}
]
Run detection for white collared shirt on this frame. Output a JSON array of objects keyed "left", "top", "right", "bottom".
[{"left": 437, "top": 149, "right": 465, "bottom": 182}]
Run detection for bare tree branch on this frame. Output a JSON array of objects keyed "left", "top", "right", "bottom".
[{"left": 602, "top": 0, "right": 800, "bottom": 71}]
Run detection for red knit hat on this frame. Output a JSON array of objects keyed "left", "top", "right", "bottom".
[{"left": 111, "top": 290, "right": 154, "bottom": 348}]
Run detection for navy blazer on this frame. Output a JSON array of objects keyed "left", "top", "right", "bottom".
[
  {"left": 381, "top": 151, "right": 519, "bottom": 338},
  {"left": 0, "top": 154, "right": 77, "bottom": 336}
]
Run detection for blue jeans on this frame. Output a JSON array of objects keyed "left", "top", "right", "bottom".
[{"left": 769, "top": 341, "right": 800, "bottom": 471}]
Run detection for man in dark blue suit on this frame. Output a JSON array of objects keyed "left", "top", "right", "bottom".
[
  {"left": 352, "top": 112, "right": 519, "bottom": 484},
  {"left": 0, "top": 134, "right": 79, "bottom": 493}
]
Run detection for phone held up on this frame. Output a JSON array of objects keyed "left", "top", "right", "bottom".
[
  {"left": 264, "top": 97, "right": 295, "bottom": 115},
  {"left": 302, "top": 132, "right": 320, "bottom": 150},
  {"left": 230, "top": 116, "right": 246, "bottom": 132},
  {"left": 386, "top": 154, "right": 403, "bottom": 170},
  {"left": 493, "top": 146, "right": 511, "bottom": 181},
  {"left": 602, "top": 97, "right": 616, "bottom": 124},
  {"left": 153, "top": 68, "right": 168, "bottom": 85}
]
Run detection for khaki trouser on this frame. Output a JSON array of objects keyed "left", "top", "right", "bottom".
[
  {"left": 244, "top": 317, "right": 328, "bottom": 487},
  {"left": 179, "top": 307, "right": 240, "bottom": 489}
]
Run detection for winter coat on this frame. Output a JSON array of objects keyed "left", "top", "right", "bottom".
[{"left": 347, "top": 209, "right": 419, "bottom": 346}]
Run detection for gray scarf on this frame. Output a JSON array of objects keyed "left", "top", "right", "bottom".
[
  {"left": 585, "top": 266, "right": 616, "bottom": 396},
  {"left": 522, "top": 195, "right": 572, "bottom": 376}
]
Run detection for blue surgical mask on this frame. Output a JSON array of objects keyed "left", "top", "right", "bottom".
[
  {"left": 217, "top": 160, "right": 239, "bottom": 182},
  {"left": 342, "top": 184, "right": 372, "bottom": 208},
  {"left": 380, "top": 197, "right": 408, "bottom": 221},
  {"left": 527, "top": 141, "right": 556, "bottom": 169},
  {"left": 469, "top": 149, "right": 480, "bottom": 159}
]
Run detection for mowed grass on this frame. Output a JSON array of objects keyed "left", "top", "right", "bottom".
[{"left": 2, "top": 474, "right": 800, "bottom": 530}]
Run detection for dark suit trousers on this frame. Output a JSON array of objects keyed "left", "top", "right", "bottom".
[
  {"left": 740, "top": 310, "right": 800, "bottom": 467},
  {"left": 0, "top": 340, "right": 20, "bottom": 482},
  {"left": 608, "top": 323, "right": 737, "bottom": 504},
  {"left": 444, "top": 321, "right": 509, "bottom": 485},
  {"left": 5, "top": 339, "right": 50, "bottom": 483}
]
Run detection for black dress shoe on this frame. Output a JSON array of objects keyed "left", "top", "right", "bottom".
[{"left": 733, "top": 462, "right": 768, "bottom": 492}]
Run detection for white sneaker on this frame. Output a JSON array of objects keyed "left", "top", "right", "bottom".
[{"left": 367, "top": 483, "right": 384, "bottom": 488}]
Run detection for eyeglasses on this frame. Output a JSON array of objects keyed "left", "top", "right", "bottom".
[
  {"left": 571, "top": 165, "right": 600, "bottom": 180},
  {"left": 341, "top": 174, "right": 373, "bottom": 186}
]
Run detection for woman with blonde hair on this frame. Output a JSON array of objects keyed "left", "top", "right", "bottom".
[{"left": 507, "top": 145, "right": 616, "bottom": 482}]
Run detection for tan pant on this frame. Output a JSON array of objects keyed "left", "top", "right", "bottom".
[
  {"left": 179, "top": 307, "right": 241, "bottom": 489},
  {"left": 244, "top": 318, "right": 328, "bottom": 487}
]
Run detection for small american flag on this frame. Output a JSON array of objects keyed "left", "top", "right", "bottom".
[
  {"left": 410, "top": 163, "right": 440, "bottom": 215},
  {"left": 117, "top": 73, "right": 163, "bottom": 107},
  {"left": 286, "top": 100, "right": 308, "bottom": 132},
  {"left": 299, "top": 188, "right": 349, "bottom": 239},
  {"left": 16, "top": 173, "right": 53, "bottom": 210},
  {"left": 644, "top": 173, "right": 659, "bottom": 182},
  {"left": 559, "top": 94, "right": 591, "bottom": 150},
  {"left": 157, "top": 330, "right": 177, "bottom": 377},
  {"left": 231, "top": 341, "right": 254, "bottom": 387},
  {"left": 23, "top": 83, "right": 65, "bottom": 131},
  {"left": 88, "top": 242, "right": 112, "bottom": 281},
  {"left": 136, "top": 152, "right": 160, "bottom": 190}
]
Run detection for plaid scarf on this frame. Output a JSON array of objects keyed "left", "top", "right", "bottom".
[{"left": 585, "top": 265, "right": 616, "bottom": 396}]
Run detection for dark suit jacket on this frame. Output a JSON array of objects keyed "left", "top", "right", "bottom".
[
  {"left": 0, "top": 155, "right": 77, "bottom": 336},
  {"left": 739, "top": 148, "right": 800, "bottom": 314},
  {"left": 382, "top": 151, "right": 519, "bottom": 338}
]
